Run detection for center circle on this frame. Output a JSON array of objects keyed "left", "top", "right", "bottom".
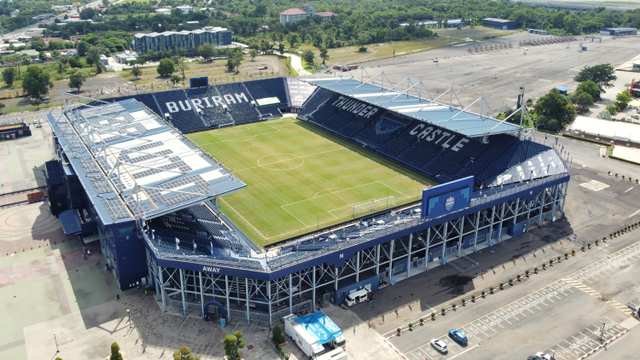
[{"left": 257, "top": 153, "right": 304, "bottom": 171}]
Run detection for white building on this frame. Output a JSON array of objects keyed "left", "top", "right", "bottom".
[
  {"left": 279, "top": 4, "right": 335, "bottom": 26},
  {"left": 10, "top": 9, "right": 20, "bottom": 17},
  {"left": 155, "top": 8, "right": 171, "bottom": 15},
  {"left": 176, "top": 5, "right": 195, "bottom": 14}
]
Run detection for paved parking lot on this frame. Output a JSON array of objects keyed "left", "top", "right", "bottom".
[{"left": 396, "top": 237, "right": 640, "bottom": 360}]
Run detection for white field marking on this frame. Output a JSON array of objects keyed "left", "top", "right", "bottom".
[
  {"left": 234, "top": 148, "right": 346, "bottom": 173},
  {"left": 196, "top": 127, "right": 282, "bottom": 145},
  {"left": 579, "top": 179, "right": 610, "bottom": 192},
  {"left": 314, "top": 188, "right": 343, "bottom": 198},
  {"left": 218, "top": 197, "right": 270, "bottom": 241},
  {"left": 447, "top": 344, "right": 480, "bottom": 360},
  {"left": 256, "top": 154, "right": 305, "bottom": 171},
  {"left": 280, "top": 205, "right": 308, "bottom": 227},
  {"left": 625, "top": 186, "right": 634, "bottom": 193},
  {"left": 629, "top": 209, "right": 640, "bottom": 218},
  {"left": 281, "top": 181, "right": 382, "bottom": 209}
]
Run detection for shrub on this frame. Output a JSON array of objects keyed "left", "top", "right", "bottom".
[
  {"left": 408, "top": 322, "right": 413, "bottom": 329},
  {"left": 581, "top": 246, "right": 585, "bottom": 251},
  {"left": 452, "top": 303, "right": 457, "bottom": 309},
  {"left": 572, "top": 249, "right": 576, "bottom": 255},
  {"left": 397, "top": 327, "right": 401, "bottom": 334},
  {"left": 490, "top": 286, "right": 494, "bottom": 293},
  {"left": 461, "top": 299, "right": 466, "bottom": 305},
  {"left": 557, "top": 256, "right": 562, "bottom": 261},
  {"left": 542, "top": 263, "right": 547, "bottom": 269},
  {"left": 471, "top": 295, "right": 476, "bottom": 301},
  {"left": 549, "top": 259, "right": 554, "bottom": 265},
  {"left": 419, "top": 318, "right": 424, "bottom": 325},
  {"left": 595, "top": 240, "right": 599, "bottom": 245},
  {"left": 534, "top": 267, "right": 538, "bottom": 272},
  {"left": 500, "top": 282, "right": 504, "bottom": 288},
  {"left": 509, "top": 278, "right": 513, "bottom": 284},
  {"left": 272, "top": 326, "right": 285, "bottom": 345},
  {"left": 517, "top": 274, "right": 521, "bottom": 280},
  {"left": 441, "top": 308, "right": 446, "bottom": 314},
  {"left": 565, "top": 253, "right": 568, "bottom": 259},
  {"left": 431, "top": 312, "right": 436, "bottom": 318},
  {"left": 526, "top": 270, "right": 530, "bottom": 276},
  {"left": 481, "top": 290, "right": 486, "bottom": 296}
]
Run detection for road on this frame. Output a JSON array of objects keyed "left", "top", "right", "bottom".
[{"left": 283, "top": 53, "right": 312, "bottom": 76}]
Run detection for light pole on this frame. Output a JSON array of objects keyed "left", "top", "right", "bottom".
[
  {"left": 600, "top": 322, "right": 606, "bottom": 341},
  {"left": 53, "top": 332, "right": 59, "bottom": 353},
  {"left": 127, "top": 309, "right": 131, "bottom": 328}
]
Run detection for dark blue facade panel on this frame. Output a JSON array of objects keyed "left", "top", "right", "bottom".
[{"left": 422, "top": 176, "right": 474, "bottom": 218}]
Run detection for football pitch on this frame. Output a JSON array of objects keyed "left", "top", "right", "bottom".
[{"left": 187, "top": 118, "right": 435, "bottom": 247}]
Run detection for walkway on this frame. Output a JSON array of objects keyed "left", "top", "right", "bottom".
[{"left": 283, "top": 53, "right": 311, "bottom": 76}]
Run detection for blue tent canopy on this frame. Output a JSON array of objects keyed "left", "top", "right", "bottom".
[
  {"left": 293, "top": 311, "right": 343, "bottom": 345},
  {"left": 60, "top": 209, "right": 82, "bottom": 235}
]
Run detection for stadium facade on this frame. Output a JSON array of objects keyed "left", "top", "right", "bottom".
[
  {"left": 133, "top": 27, "right": 232, "bottom": 54},
  {"left": 45, "top": 73, "right": 569, "bottom": 325}
]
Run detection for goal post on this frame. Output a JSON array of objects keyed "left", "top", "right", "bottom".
[
  {"left": 352, "top": 196, "right": 396, "bottom": 217},
  {"left": 267, "top": 117, "right": 284, "bottom": 124}
]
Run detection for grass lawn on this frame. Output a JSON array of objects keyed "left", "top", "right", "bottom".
[
  {"left": 289, "top": 27, "right": 520, "bottom": 66},
  {"left": 187, "top": 118, "right": 434, "bottom": 246}
]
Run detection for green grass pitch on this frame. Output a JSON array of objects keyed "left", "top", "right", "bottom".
[{"left": 187, "top": 118, "right": 436, "bottom": 247}]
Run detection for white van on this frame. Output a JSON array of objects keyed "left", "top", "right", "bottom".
[{"left": 345, "top": 285, "right": 371, "bottom": 306}]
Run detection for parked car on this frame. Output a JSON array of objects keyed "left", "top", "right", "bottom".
[
  {"left": 448, "top": 329, "right": 468, "bottom": 345},
  {"left": 41, "top": 96, "right": 50, "bottom": 100},
  {"left": 430, "top": 339, "right": 448, "bottom": 353},
  {"left": 535, "top": 352, "right": 552, "bottom": 360}
]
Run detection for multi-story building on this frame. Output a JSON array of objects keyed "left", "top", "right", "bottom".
[
  {"left": 133, "top": 27, "right": 232, "bottom": 54},
  {"left": 280, "top": 3, "right": 335, "bottom": 26}
]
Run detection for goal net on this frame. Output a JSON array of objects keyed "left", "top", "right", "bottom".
[
  {"left": 267, "top": 117, "right": 284, "bottom": 124},
  {"left": 352, "top": 196, "right": 396, "bottom": 217}
]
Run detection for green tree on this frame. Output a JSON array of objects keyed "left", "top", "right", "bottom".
[
  {"left": 576, "top": 80, "right": 601, "bottom": 100},
  {"left": 226, "top": 48, "right": 243, "bottom": 72},
  {"left": 0, "top": 102, "right": 5, "bottom": 114},
  {"left": 250, "top": 49, "right": 258, "bottom": 61},
  {"left": 77, "top": 42, "right": 90, "bottom": 57},
  {"left": 571, "top": 91, "right": 593, "bottom": 113},
  {"left": 302, "top": 50, "right": 315, "bottom": 66},
  {"left": 80, "top": 7, "right": 96, "bottom": 20},
  {"left": 131, "top": 66, "right": 142, "bottom": 79},
  {"left": 110, "top": 342, "right": 123, "bottom": 360},
  {"left": 534, "top": 88, "right": 577, "bottom": 128},
  {"left": 198, "top": 43, "right": 215, "bottom": 61},
  {"left": 287, "top": 33, "right": 298, "bottom": 48},
  {"left": 574, "top": 64, "right": 617, "bottom": 92},
  {"left": 157, "top": 58, "right": 175, "bottom": 77},
  {"left": 22, "top": 66, "right": 54, "bottom": 98},
  {"left": 170, "top": 74, "right": 181, "bottom": 85},
  {"left": 173, "top": 57, "right": 188, "bottom": 79},
  {"left": 563, "top": 14, "right": 582, "bottom": 35},
  {"left": 2, "top": 67, "right": 17, "bottom": 86},
  {"left": 606, "top": 104, "right": 618, "bottom": 115},
  {"left": 173, "top": 346, "right": 200, "bottom": 360},
  {"left": 222, "top": 331, "right": 245, "bottom": 360},
  {"left": 272, "top": 325, "right": 284, "bottom": 345},
  {"left": 278, "top": 43, "right": 285, "bottom": 55},
  {"left": 319, "top": 47, "right": 329, "bottom": 65},
  {"left": 56, "top": 60, "right": 69, "bottom": 74},
  {"left": 87, "top": 47, "right": 103, "bottom": 74},
  {"left": 615, "top": 89, "right": 632, "bottom": 111},
  {"left": 30, "top": 37, "right": 48, "bottom": 51},
  {"left": 68, "top": 69, "right": 88, "bottom": 91}
]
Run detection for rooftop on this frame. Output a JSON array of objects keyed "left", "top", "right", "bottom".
[
  {"left": 307, "top": 77, "right": 522, "bottom": 138},
  {"left": 46, "top": 98, "right": 246, "bottom": 225},
  {"left": 316, "top": 11, "right": 336, "bottom": 17},
  {"left": 483, "top": 18, "right": 516, "bottom": 23},
  {"left": 280, "top": 8, "right": 308, "bottom": 15}
]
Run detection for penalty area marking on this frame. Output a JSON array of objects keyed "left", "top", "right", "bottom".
[{"left": 218, "top": 197, "right": 270, "bottom": 241}]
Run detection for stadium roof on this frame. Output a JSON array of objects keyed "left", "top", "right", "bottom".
[
  {"left": 308, "top": 77, "right": 522, "bottom": 138},
  {"left": 46, "top": 98, "right": 246, "bottom": 225}
]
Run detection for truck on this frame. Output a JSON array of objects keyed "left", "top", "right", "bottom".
[
  {"left": 284, "top": 312, "right": 347, "bottom": 360},
  {"left": 345, "top": 284, "right": 371, "bottom": 307}
]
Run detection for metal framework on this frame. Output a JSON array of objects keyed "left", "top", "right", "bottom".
[{"left": 145, "top": 180, "right": 568, "bottom": 326}]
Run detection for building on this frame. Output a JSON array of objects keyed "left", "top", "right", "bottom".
[
  {"left": 45, "top": 76, "right": 569, "bottom": 324},
  {"left": 133, "top": 27, "right": 232, "bottom": 54},
  {"left": 176, "top": 5, "right": 195, "bottom": 14},
  {"left": 401, "top": 19, "right": 464, "bottom": 28},
  {"left": 115, "top": 52, "right": 138, "bottom": 64},
  {"left": 155, "top": 8, "right": 171, "bottom": 15},
  {"left": 0, "top": 122, "right": 31, "bottom": 141},
  {"left": 599, "top": 27, "right": 637, "bottom": 36},
  {"left": 482, "top": 18, "right": 518, "bottom": 30},
  {"left": 280, "top": 3, "right": 335, "bottom": 26},
  {"left": 10, "top": 9, "right": 20, "bottom": 17}
]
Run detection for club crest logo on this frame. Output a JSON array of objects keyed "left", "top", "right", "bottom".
[{"left": 445, "top": 196, "right": 455, "bottom": 211}]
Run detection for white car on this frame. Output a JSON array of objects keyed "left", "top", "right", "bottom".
[
  {"left": 535, "top": 352, "right": 552, "bottom": 360},
  {"left": 430, "top": 338, "right": 448, "bottom": 353}
]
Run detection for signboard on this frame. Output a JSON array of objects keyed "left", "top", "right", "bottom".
[
  {"left": 421, "top": 176, "right": 473, "bottom": 219},
  {"left": 189, "top": 76, "right": 208, "bottom": 88}
]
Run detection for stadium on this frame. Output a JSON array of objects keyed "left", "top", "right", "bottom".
[{"left": 44, "top": 70, "right": 569, "bottom": 325}]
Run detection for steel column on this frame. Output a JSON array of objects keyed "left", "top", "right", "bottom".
[
  {"left": 425, "top": 227, "right": 431, "bottom": 270},
  {"left": 473, "top": 211, "right": 480, "bottom": 252},
  {"left": 388, "top": 239, "right": 395, "bottom": 280},
  {"left": 289, "top": 274, "right": 293, "bottom": 315},
  {"left": 312, "top": 265, "right": 316, "bottom": 310},
  {"left": 356, "top": 251, "right": 360, "bottom": 283},
  {"left": 199, "top": 272, "right": 204, "bottom": 319},
  {"left": 158, "top": 265, "right": 167, "bottom": 312},
  {"left": 179, "top": 268, "right": 187, "bottom": 316},
  {"left": 375, "top": 244, "right": 380, "bottom": 275},
  {"left": 267, "top": 280, "right": 272, "bottom": 328},
  {"left": 407, "top": 234, "right": 413, "bottom": 277},
  {"left": 488, "top": 205, "right": 496, "bottom": 244},
  {"left": 440, "top": 222, "right": 448, "bottom": 263},
  {"left": 245, "top": 278, "right": 250, "bottom": 325},
  {"left": 225, "top": 275, "right": 230, "bottom": 322},
  {"left": 457, "top": 217, "right": 465, "bottom": 257}
]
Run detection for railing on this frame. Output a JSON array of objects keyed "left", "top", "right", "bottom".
[{"left": 147, "top": 172, "right": 570, "bottom": 274}]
